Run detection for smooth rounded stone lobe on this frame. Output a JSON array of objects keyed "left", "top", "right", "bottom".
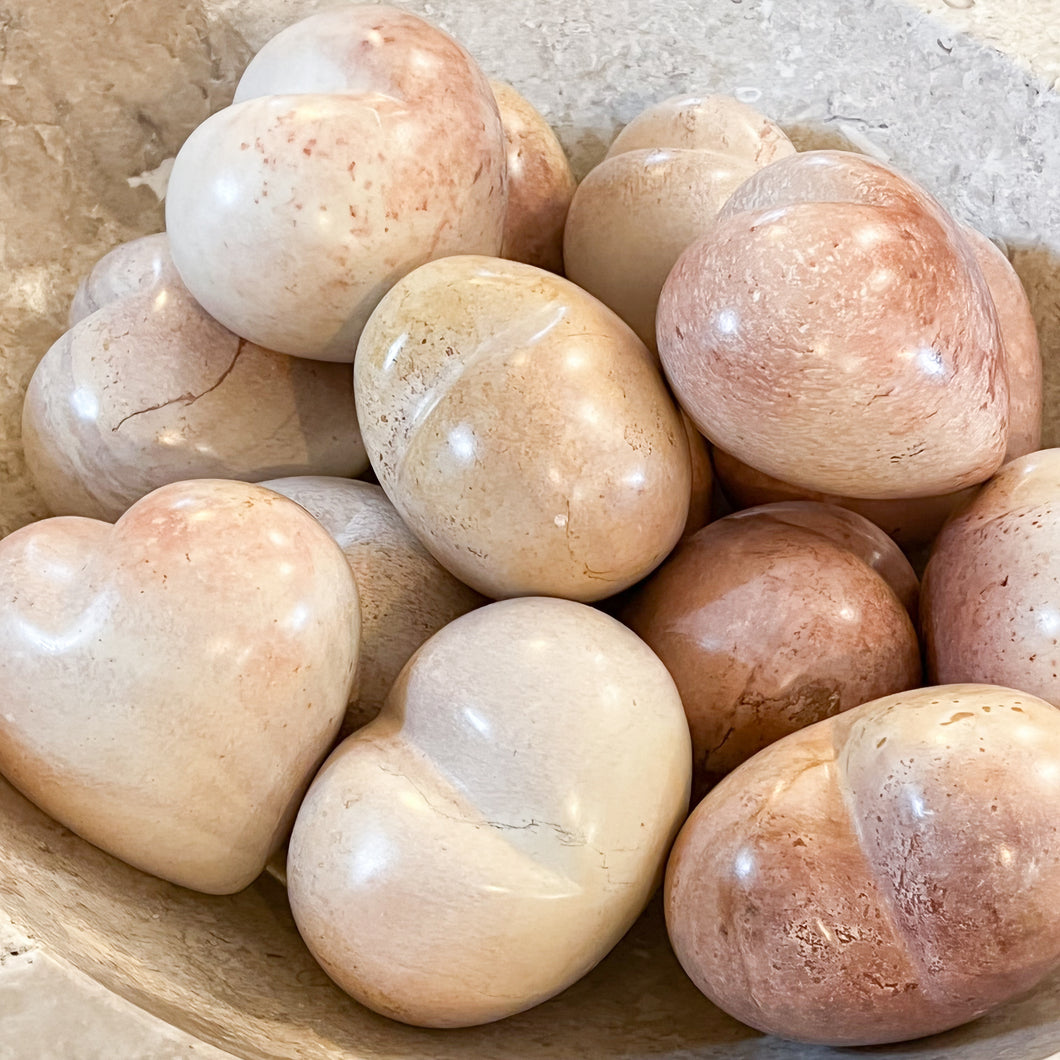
[
  {"left": 22, "top": 237, "right": 367, "bottom": 522},
  {"left": 922, "top": 448, "right": 1060, "bottom": 703},
  {"left": 665, "top": 683, "right": 1060, "bottom": 1046},
  {"left": 261, "top": 476, "right": 486, "bottom": 736},
  {"left": 490, "top": 80, "right": 577, "bottom": 275},
  {"left": 165, "top": 5, "right": 507, "bottom": 361},
  {"left": 67, "top": 232, "right": 176, "bottom": 326},
  {"left": 659, "top": 151, "right": 1008, "bottom": 500},
  {"left": 0, "top": 479, "right": 360, "bottom": 895},
  {"left": 564, "top": 95, "right": 795, "bottom": 353},
  {"left": 287, "top": 596, "right": 692, "bottom": 1027},
  {"left": 624, "top": 502, "right": 921, "bottom": 799},
  {"left": 354, "top": 254, "right": 691, "bottom": 602},
  {"left": 707, "top": 217, "right": 1040, "bottom": 548},
  {"left": 961, "top": 225, "right": 1042, "bottom": 459}
]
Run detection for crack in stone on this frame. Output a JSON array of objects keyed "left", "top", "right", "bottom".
[{"left": 110, "top": 338, "right": 245, "bottom": 432}]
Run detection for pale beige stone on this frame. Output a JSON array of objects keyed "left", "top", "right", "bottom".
[
  {"left": 23, "top": 236, "right": 367, "bottom": 522},
  {"left": 287, "top": 597, "right": 692, "bottom": 1027},
  {"left": 68, "top": 232, "right": 177, "bottom": 326},
  {"left": 261, "top": 476, "right": 486, "bottom": 736},
  {"left": 563, "top": 96, "right": 795, "bottom": 353},
  {"left": 3, "top": 0, "right": 1060, "bottom": 1055},
  {"left": 354, "top": 255, "right": 691, "bottom": 601},
  {"left": 166, "top": 5, "right": 507, "bottom": 361},
  {"left": 0, "top": 479, "right": 360, "bottom": 894}
]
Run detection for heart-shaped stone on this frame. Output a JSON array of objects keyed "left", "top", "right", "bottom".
[
  {"left": 658, "top": 151, "right": 1009, "bottom": 500},
  {"left": 0, "top": 479, "right": 360, "bottom": 894},
  {"left": 165, "top": 5, "right": 506, "bottom": 361},
  {"left": 287, "top": 596, "right": 692, "bottom": 1027}
]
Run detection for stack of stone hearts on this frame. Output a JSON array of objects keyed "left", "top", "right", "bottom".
[{"left": 4, "top": 1, "right": 1060, "bottom": 1049}]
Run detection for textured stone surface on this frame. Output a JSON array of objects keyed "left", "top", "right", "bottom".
[
  {"left": 23, "top": 235, "right": 367, "bottom": 521},
  {"left": 623, "top": 503, "right": 921, "bottom": 799},
  {"left": 923, "top": 448, "right": 1060, "bottom": 700},
  {"left": 2, "top": 0, "right": 1060, "bottom": 1056},
  {"left": 354, "top": 255, "right": 690, "bottom": 601},
  {"left": 4, "top": 0, "right": 1060, "bottom": 535},
  {"left": 666, "top": 684, "right": 1060, "bottom": 1046},
  {"left": 659, "top": 151, "right": 1009, "bottom": 501},
  {"left": 288, "top": 598, "right": 691, "bottom": 1028}
]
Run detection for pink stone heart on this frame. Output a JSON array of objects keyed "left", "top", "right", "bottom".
[{"left": 0, "top": 479, "right": 360, "bottom": 894}]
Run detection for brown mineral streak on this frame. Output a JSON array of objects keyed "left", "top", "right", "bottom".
[{"left": 21, "top": 235, "right": 367, "bottom": 521}]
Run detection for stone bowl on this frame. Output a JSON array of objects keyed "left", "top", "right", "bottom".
[{"left": 2, "top": 1, "right": 1059, "bottom": 1057}]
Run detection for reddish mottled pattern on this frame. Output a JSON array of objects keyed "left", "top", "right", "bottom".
[
  {"left": 665, "top": 684, "right": 1060, "bottom": 1045},
  {"left": 659, "top": 150, "right": 1009, "bottom": 500},
  {"left": 708, "top": 220, "right": 1041, "bottom": 550},
  {"left": 166, "top": 5, "right": 507, "bottom": 361},
  {"left": 922, "top": 448, "right": 1060, "bottom": 702},
  {"left": 0, "top": 480, "right": 360, "bottom": 894},
  {"left": 624, "top": 503, "right": 921, "bottom": 799},
  {"left": 712, "top": 445, "right": 977, "bottom": 551},
  {"left": 962, "top": 226, "right": 1043, "bottom": 460}
]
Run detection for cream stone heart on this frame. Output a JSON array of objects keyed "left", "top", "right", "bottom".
[
  {"left": 0, "top": 479, "right": 360, "bottom": 895},
  {"left": 165, "top": 5, "right": 507, "bottom": 361},
  {"left": 287, "top": 596, "right": 692, "bottom": 1027}
]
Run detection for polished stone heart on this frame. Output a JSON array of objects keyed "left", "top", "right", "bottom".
[{"left": 0, "top": 479, "right": 360, "bottom": 894}]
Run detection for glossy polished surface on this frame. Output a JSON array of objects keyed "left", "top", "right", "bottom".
[
  {"left": 67, "top": 232, "right": 176, "bottom": 326},
  {"left": 624, "top": 503, "right": 920, "bottom": 798},
  {"left": 709, "top": 220, "right": 1040, "bottom": 545},
  {"left": 681, "top": 411, "right": 713, "bottom": 539},
  {"left": 0, "top": 479, "right": 360, "bottom": 894},
  {"left": 712, "top": 445, "right": 976, "bottom": 551},
  {"left": 287, "top": 597, "right": 692, "bottom": 1027},
  {"left": 923, "top": 448, "right": 1060, "bottom": 702},
  {"left": 962, "top": 225, "right": 1043, "bottom": 459},
  {"left": 262, "top": 476, "right": 485, "bottom": 736},
  {"left": 22, "top": 236, "right": 366, "bottom": 521},
  {"left": 723, "top": 501, "right": 919, "bottom": 615},
  {"left": 165, "top": 5, "right": 507, "bottom": 361},
  {"left": 354, "top": 255, "right": 691, "bottom": 601},
  {"left": 491, "top": 80, "right": 576, "bottom": 274},
  {"left": 563, "top": 95, "right": 794, "bottom": 352},
  {"left": 666, "top": 683, "right": 1060, "bottom": 1046},
  {"left": 659, "top": 151, "right": 1008, "bottom": 499}
]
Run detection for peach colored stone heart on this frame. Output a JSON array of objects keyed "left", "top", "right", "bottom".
[{"left": 0, "top": 479, "right": 360, "bottom": 894}]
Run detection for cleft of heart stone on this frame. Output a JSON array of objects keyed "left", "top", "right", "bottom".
[{"left": 0, "top": 478, "right": 360, "bottom": 894}]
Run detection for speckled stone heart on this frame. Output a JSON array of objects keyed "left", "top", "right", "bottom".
[{"left": 0, "top": 479, "right": 360, "bottom": 894}]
